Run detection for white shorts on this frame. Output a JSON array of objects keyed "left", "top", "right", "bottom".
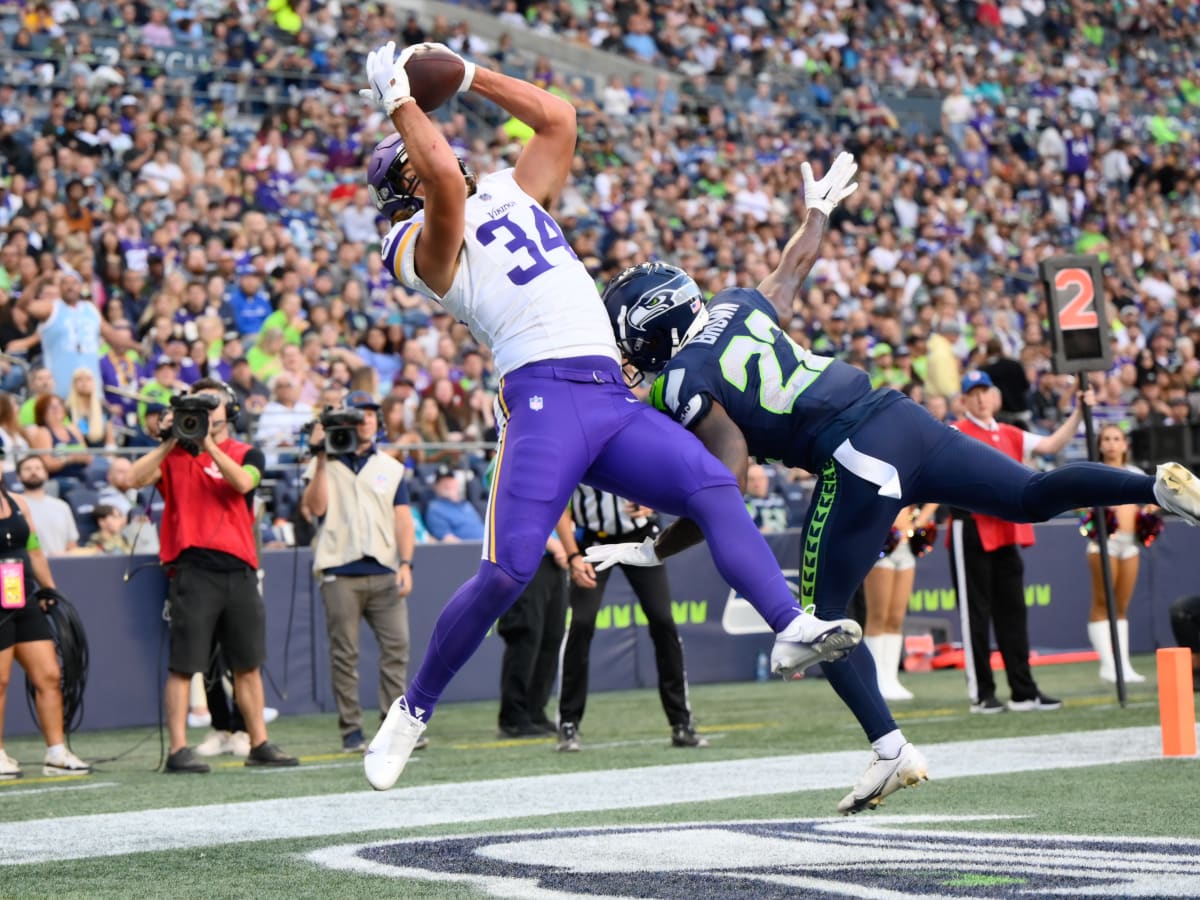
[
  {"left": 1087, "top": 531, "right": 1140, "bottom": 561},
  {"left": 875, "top": 539, "right": 916, "bottom": 571}
]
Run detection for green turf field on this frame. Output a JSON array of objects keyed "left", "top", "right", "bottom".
[{"left": 2, "top": 657, "right": 1198, "bottom": 898}]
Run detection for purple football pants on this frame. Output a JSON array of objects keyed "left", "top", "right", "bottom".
[{"left": 403, "top": 356, "right": 801, "bottom": 721}]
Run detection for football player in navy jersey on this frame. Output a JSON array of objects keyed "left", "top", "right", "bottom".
[{"left": 597, "top": 151, "right": 1200, "bottom": 814}]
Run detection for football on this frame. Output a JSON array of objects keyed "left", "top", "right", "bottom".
[{"left": 404, "top": 45, "right": 465, "bottom": 113}]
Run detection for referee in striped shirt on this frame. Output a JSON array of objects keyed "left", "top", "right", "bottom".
[{"left": 554, "top": 485, "right": 705, "bottom": 751}]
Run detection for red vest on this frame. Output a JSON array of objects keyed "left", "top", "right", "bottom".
[
  {"left": 953, "top": 417, "right": 1036, "bottom": 551},
  {"left": 158, "top": 439, "right": 258, "bottom": 568}
]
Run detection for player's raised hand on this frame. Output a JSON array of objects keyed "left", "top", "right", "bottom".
[
  {"left": 583, "top": 537, "right": 662, "bottom": 572},
  {"left": 801, "top": 151, "right": 859, "bottom": 217},
  {"left": 362, "top": 41, "right": 417, "bottom": 114}
]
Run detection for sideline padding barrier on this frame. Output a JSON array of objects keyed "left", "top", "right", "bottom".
[{"left": 7, "top": 521, "right": 1198, "bottom": 736}]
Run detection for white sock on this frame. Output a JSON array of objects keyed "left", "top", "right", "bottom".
[
  {"left": 872, "top": 729, "right": 906, "bottom": 759},
  {"left": 46, "top": 743, "right": 65, "bottom": 759}
]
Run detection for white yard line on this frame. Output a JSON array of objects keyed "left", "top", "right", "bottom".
[{"left": 0, "top": 725, "right": 1191, "bottom": 865}]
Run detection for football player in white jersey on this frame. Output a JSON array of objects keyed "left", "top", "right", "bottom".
[{"left": 358, "top": 40, "right": 862, "bottom": 791}]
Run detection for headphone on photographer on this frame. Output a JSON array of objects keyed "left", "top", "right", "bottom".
[
  {"left": 191, "top": 378, "right": 240, "bottom": 424},
  {"left": 218, "top": 381, "right": 241, "bottom": 423}
]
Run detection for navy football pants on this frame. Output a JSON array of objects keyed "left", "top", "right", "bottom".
[{"left": 799, "top": 397, "right": 1154, "bottom": 740}]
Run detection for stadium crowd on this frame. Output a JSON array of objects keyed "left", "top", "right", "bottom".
[{"left": 0, "top": 0, "right": 1199, "bottom": 549}]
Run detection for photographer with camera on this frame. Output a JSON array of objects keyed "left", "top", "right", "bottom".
[
  {"left": 128, "top": 378, "right": 298, "bottom": 773},
  {"left": 301, "top": 390, "right": 419, "bottom": 754}
]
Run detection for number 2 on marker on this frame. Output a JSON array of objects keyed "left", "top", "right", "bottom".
[{"left": 1055, "top": 268, "right": 1098, "bottom": 331}]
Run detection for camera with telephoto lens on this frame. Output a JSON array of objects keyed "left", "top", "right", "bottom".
[
  {"left": 318, "top": 407, "right": 364, "bottom": 455},
  {"left": 168, "top": 393, "right": 221, "bottom": 453}
]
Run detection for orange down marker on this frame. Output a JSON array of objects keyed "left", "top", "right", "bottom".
[{"left": 1157, "top": 648, "right": 1197, "bottom": 757}]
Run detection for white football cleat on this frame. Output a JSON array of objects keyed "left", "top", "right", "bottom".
[
  {"left": 837, "top": 742, "right": 928, "bottom": 815},
  {"left": 1154, "top": 463, "right": 1200, "bottom": 526},
  {"left": 364, "top": 697, "right": 427, "bottom": 791},
  {"left": 770, "top": 611, "right": 863, "bottom": 676}
]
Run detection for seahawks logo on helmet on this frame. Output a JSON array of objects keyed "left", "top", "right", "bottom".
[
  {"left": 626, "top": 274, "right": 703, "bottom": 329},
  {"left": 603, "top": 262, "right": 706, "bottom": 384}
]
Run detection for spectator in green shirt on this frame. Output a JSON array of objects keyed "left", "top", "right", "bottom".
[
  {"left": 17, "top": 366, "right": 55, "bottom": 428},
  {"left": 138, "top": 357, "right": 179, "bottom": 430},
  {"left": 258, "top": 292, "right": 308, "bottom": 347},
  {"left": 247, "top": 327, "right": 286, "bottom": 382}
]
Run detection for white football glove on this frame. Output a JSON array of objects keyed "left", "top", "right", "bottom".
[
  {"left": 583, "top": 537, "right": 662, "bottom": 572},
  {"left": 360, "top": 41, "right": 416, "bottom": 114},
  {"left": 801, "top": 150, "right": 859, "bottom": 217}
]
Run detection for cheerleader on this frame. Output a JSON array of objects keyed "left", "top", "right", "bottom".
[
  {"left": 1085, "top": 425, "right": 1158, "bottom": 683},
  {"left": 864, "top": 503, "right": 938, "bottom": 701}
]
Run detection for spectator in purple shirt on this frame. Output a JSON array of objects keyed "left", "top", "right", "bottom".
[
  {"left": 100, "top": 320, "right": 142, "bottom": 429},
  {"left": 1063, "top": 125, "right": 1092, "bottom": 177}
]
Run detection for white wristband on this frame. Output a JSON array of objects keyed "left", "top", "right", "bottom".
[
  {"left": 458, "top": 61, "right": 476, "bottom": 93},
  {"left": 387, "top": 94, "right": 416, "bottom": 115}
]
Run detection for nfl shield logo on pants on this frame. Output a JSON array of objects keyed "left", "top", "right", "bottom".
[{"left": 529, "top": 395, "right": 544, "bottom": 411}]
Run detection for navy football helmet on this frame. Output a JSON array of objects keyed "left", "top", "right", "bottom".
[
  {"left": 602, "top": 262, "right": 706, "bottom": 382},
  {"left": 366, "top": 134, "right": 477, "bottom": 222}
]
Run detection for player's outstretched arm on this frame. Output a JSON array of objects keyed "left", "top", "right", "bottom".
[
  {"left": 758, "top": 151, "right": 858, "bottom": 329},
  {"left": 380, "top": 41, "right": 575, "bottom": 207},
  {"left": 364, "top": 42, "right": 467, "bottom": 295},
  {"left": 467, "top": 67, "right": 576, "bottom": 209},
  {"left": 653, "top": 402, "right": 751, "bottom": 560}
]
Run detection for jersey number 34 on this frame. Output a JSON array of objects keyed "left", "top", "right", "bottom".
[
  {"left": 719, "top": 310, "right": 832, "bottom": 414},
  {"left": 476, "top": 207, "right": 578, "bottom": 286}
]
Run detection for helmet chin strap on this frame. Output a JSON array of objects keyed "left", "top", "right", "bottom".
[{"left": 676, "top": 305, "right": 710, "bottom": 354}]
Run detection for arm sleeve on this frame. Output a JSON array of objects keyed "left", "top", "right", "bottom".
[
  {"left": 648, "top": 369, "right": 713, "bottom": 430},
  {"left": 394, "top": 478, "right": 410, "bottom": 506},
  {"left": 243, "top": 446, "right": 266, "bottom": 478}
]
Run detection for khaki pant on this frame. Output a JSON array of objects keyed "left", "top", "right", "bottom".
[{"left": 320, "top": 572, "right": 409, "bottom": 736}]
